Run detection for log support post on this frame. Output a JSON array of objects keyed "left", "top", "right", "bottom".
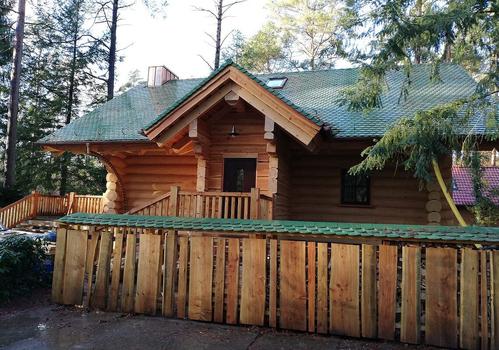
[
  {"left": 426, "top": 181, "right": 442, "bottom": 225},
  {"left": 103, "top": 172, "right": 119, "bottom": 213}
]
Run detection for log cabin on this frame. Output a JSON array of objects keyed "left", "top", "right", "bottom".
[{"left": 38, "top": 60, "right": 494, "bottom": 225}]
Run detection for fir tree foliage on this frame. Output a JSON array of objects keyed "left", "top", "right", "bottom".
[{"left": 341, "top": 0, "right": 498, "bottom": 225}]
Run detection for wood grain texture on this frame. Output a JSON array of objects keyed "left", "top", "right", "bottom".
[
  {"left": 481, "top": 251, "right": 489, "bottom": 350},
  {"left": 176, "top": 236, "right": 189, "bottom": 318},
  {"left": 121, "top": 229, "right": 137, "bottom": 313},
  {"left": 279, "top": 240, "right": 307, "bottom": 331},
  {"left": 83, "top": 230, "right": 100, "bottom": 308},
  {"left": 93, "top": 230, "right": 113, "bottom": 309},
  {"left": 269, "top": 239, "right": 278, "bottom": 327},
  {"left": 378, "top": 245, "right": 398, "bottom": 340},
  {"left": 240, "top": 238, "right": 266, "bottom": 326},
  {"left": 62, "top": 230, "right": 88, "bottom": 305},
  {"left": 330, "top": 243, "right": 360, "bottom": 337},
  {"left": 52, "top": 228, "right": 68, "bottom": 303},
  {"left": 108, "top": 229, "right": 124, "bottom": 311},
  {"left": 135, "top": 232, "right": 162, "bottom": 315},
  {"left": 316, "top": 242, "right": 328, "bottom": 334},
  {"left": 308, "top": 242, "right": 316, "bottom": 333},
  {"left": 400, "top": 246, "right": 421, "bottom": 344},
  {"left": 188, "top": 236, "right": 213, "bottom": 321},
  {"left": 163, "top": 230, "right": 178, "bottom": 317},
  {"left": 225, "top": 238, "right": 240, "bottom": 324},
  {"left": 214, "top": 238, "right": 226, "bottom": 323},
  {"left": 425, "top": 247, "right": 458, "bottom": 348},
  {"left": 491, "top": 251, "right": 499, "bottom": 350},
  {"left": 361, "top": 244, "right": 377, "bottom": 338},
  {"left": 460, "top": 248, "right": 479, "bottom": 350}
]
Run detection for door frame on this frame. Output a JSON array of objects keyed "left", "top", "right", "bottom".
[{"left": 222, "top": 155, "right": 258, "bottom": 192}]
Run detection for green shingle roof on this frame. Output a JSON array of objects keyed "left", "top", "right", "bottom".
[
  {"left": 59, "top": 213, "right": 499, "bottom": 244},
  {"left": 40, "top": 62, "right": 480, "bottom": 144}
]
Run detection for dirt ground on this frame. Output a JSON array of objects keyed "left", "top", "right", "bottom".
[{"left": 0, "top": 290, "right": 437, "bottom": 350}]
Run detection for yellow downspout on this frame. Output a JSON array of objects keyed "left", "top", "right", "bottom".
[{"left": 432, "top": 158, "right": 467, "bottom": 227}]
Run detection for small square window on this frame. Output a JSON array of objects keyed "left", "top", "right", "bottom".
[
  {"left": 341, "top": 170, "right": 370, "bottom": 205},
  {"left": 266, "top": 77, "right": 287, "bottom": 89}
]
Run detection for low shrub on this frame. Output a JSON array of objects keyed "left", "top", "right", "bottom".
[{"left": 0, "top": 236, "right": 51, "bottom": 303}]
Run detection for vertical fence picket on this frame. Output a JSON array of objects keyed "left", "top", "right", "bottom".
[
  {"left": 425, "top": 247, "right": 458, "bottom": 348},
  {"left": 400, "top": 246, "right": 421, "bottom": 344},
  {"left": 378, "top": 244, "right": 398, "bottom": 341}
]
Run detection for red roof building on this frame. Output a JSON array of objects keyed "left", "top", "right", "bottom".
[{"left": 452, "top": 166, "right": 499, "bottom": 205}]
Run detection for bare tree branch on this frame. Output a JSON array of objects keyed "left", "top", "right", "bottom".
[{"left": 198, "top": 54, "right": 214, "bottom": 70}]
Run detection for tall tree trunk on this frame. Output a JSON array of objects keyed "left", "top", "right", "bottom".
[
  {"left": 59, "top": 31, "right": 78, "bottom": 195},
  {"left": 107, "top": 0, "right": 118, "bottom": 101},
  {"left": 214, "top": 0, "right": 223, "bottom": 70},
  {"left": 3, "top": 0, "right": 26, "bottom": 189}
]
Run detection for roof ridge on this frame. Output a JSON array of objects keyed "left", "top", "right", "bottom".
[{"left": 144, "top": 59, "right": 325, "bottom": 131}]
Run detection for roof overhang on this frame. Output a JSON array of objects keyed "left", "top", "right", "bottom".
[{"left": 143, "top": 64, "right": 322, "bottom": 146}]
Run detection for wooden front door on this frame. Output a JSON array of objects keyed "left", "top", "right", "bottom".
[{"left": 223, "top": 158, "right": 256, "bottom": 192}]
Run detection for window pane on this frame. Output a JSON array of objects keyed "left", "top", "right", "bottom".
[
  {"left": 266, "top": 77, "right": 287, "bottom": 88},
  {"left": 341, "top": 170, "right": 370, "bottom": 205}
]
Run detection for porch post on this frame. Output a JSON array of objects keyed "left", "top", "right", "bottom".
[
  {"left": 30, "top": 190, "right": 39, "bottom": 218},
  {"left": 250, "top": 187, "right": 260, "bottom": 219},
  {"left": 67, "top": 192, "right": 76, "bottom": 214},
  {"left": 168, "top": 186, "right": 180, "bottom": 216}
]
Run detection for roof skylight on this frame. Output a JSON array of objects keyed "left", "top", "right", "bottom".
[{"left": 266, "top": 77, "right": 287, "bottom": 89}]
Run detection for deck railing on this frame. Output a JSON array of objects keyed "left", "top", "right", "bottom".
[
  {"left": 0, "top": 192, "right": 103, "bottom": 228},
  {"left": 53, "top": 214, "right": 499, "bottom": 350},
  {"left": 0, "top": 193, "right": 36, "bottom": 228},
  {"left": 128, "top": 186, "right": 273, "bottom": 220}
]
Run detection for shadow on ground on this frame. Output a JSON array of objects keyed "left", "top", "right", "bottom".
[{"left": 0, "top": 291, "right": 435, "bottom": 350}]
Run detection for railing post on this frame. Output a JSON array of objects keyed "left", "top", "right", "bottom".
[
  {"left": 67, "top": 192, "right": 76, "bottom": 214},
  {"left": 168, "top": 186, "right": 180, "bottom": 216},
  {"left": 250, "top": 188, "right": 260, "bottom": 219},
  {"left": 31, "top": 191, "right": 39, "bottom": 218}
]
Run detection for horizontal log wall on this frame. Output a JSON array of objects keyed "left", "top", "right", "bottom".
[
  {"left": 205, "top": 109, "right": 270, "bottom": 194},
  {"left": 54, "top": 226, "right": 498, "bottom": 349},
  {"left": 289, "top": 154, "right": 456, "bottom": 225},
  {"left": 119, "top": 155, "right": 197, "bottom": 209}
]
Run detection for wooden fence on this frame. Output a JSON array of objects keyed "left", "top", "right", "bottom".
[
  {"left": 128, "top": 186, "right": 273, "bottom": 220},
  {"left": 0, "top": 192, "right": 103, "bottom": 228},
  {"left": 52, "top": 220, "right": 499, "bottom": 350}
]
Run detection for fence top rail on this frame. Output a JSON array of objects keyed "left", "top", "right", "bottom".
[
  {"left": 178, "top": 190, "right": 251, "bottom": 197},
  {"left": 58, "top": 213, "right": 499, "bottom": 244},
  {"left": 0, "top": 194, "right": 33, "bottom": 211}
]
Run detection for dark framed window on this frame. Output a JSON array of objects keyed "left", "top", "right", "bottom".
[
  {"left": 223, "top": 158, "right": 257, "bottom": 192},
  {"left": 341, "top": 170, "right": 370, "bottom": 205}
]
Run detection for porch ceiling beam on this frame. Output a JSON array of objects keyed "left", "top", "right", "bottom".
[{"left": 154, "top": 83, "right": 235, "bottom": 146}]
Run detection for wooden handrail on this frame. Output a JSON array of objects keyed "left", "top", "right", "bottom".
[
  {"left": 126, "top": 186, "right": 274, "bottom": 220},
  {"left": 127, "top": 192, "right": 172, "bottom": 214},
  {"left": 0, "top": 192, "right": 103, "bottom": 228},
  {"left": 0, "top": 193, "right": 33, "bottom": 212}
]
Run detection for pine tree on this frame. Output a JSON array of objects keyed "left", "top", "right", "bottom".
[{"left": 4, "top": 0, "right": 26, "bottom": 189}]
